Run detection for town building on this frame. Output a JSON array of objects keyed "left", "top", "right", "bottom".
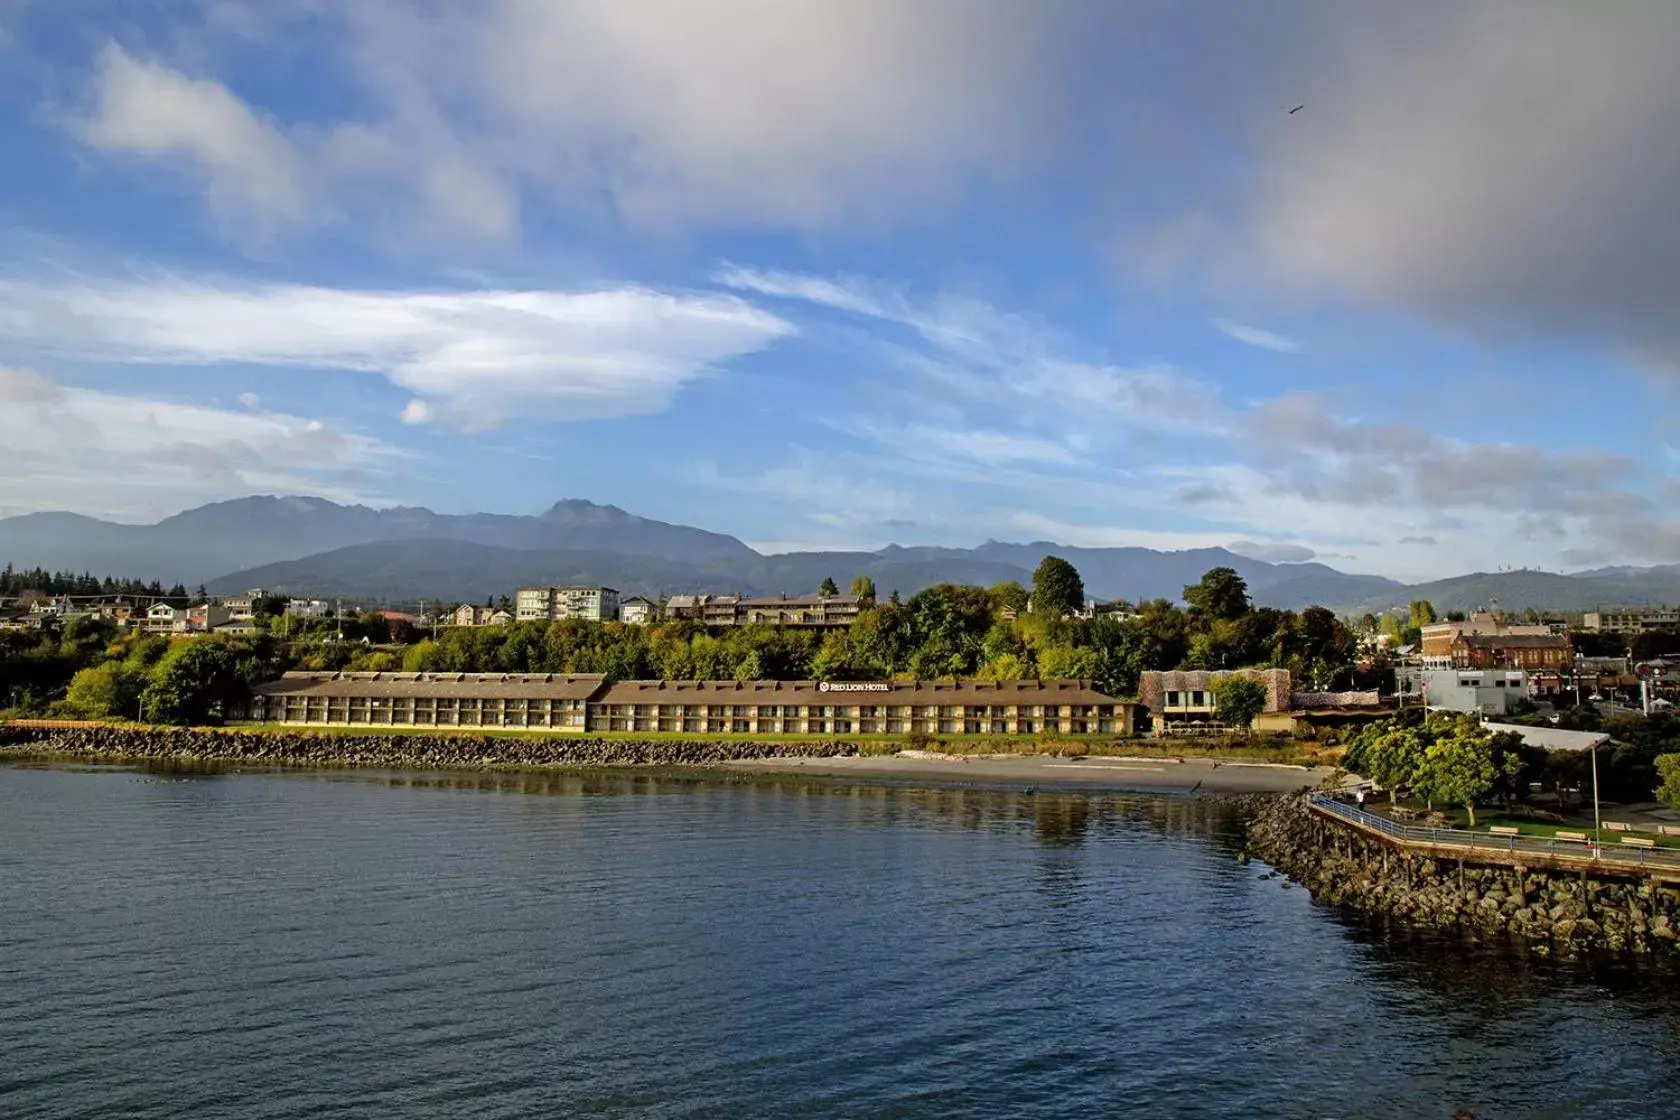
[
  {"left": 212, "top": 618, "right": 261, "bottom": 637},
  {"left": 1399, "top": 667, "right": 1531, "bottom": 715},
  {"left": 222, "top": 589, "right": 266, "bottom": 621},
  {"left": 1137, "top": 668, "right": 1292, "bottom": 731},
  {"left": 514, "top": 586, "right": 620, "bottom": 623},
  {"left": 242, "top": 673, "right": 1138, "bottom": 735},
  {"left": 1418, "top": 611, "right": 1553, "bottom": 663},
  {"left": 1582, "top": 607, "right": 1680, "bottom": 634},
  {"left": 618, "top": 596, "right": 659, "bottom": 625},
  {"left": 1448, "top": 633, "right": 1572, "bottom": 671}
]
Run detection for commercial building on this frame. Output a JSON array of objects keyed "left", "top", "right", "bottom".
[
  {"left": 1419, "top": 611, "right": 1553, "bottom": 663},
  {"left": 1137, "top": 668, "right": 1292, "bottom": 733},
  {"left": 1448, "top": 633, "right": 1572, "bottom": 671},
  {"left": 244, "top": 673, "right": 1138, "bottom": 735},
  {"left": 1582, "top": 607, "right": 1680, "bottom": 634},
  {"left": 1398, "top": 667, "right": 1530, "bottom": 715},
  {"left": 248, "top": 672, "right": 604, "bottom": 730},
  {"left": 515, "top": 585, "right": 620, "bottom": 623}
]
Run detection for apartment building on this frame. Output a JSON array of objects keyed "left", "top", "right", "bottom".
[
  {"left": 244, "top": 673, "right": 1137, "bottom": 735},
  {"left": 1582, "top": 607, "right": 1680, "bottom": 634},
  {"left": 664, "top": 592, "right": 861, "bottom": 629},
  {"left": 515, "top": 585, "right": 621, "bottom": 622}
]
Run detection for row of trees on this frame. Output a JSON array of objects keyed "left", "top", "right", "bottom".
[
  {"left": 1343, "top": 713, "right": 1527, "bottom": 826},
  {"left": 7, "top": 559, "right": 1361, "bottom": 725},
  {"left": 0, "top": 565, "right": 190, "bottom": 602}
]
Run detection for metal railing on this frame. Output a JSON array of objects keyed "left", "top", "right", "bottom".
[{"left": 1307, "top": 793, "right": 1680, "bottom": 870}]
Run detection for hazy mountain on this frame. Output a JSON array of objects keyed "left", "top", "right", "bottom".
[
  {"left": 0, "top": 496, "right": 754, "bottom": 583},
  {"left": 13, "top": 494, "right": 1680, "bottom": 614},
  {"left": 205, "top": 540, "right": 1041, "bottom": 603},
  {"left": 1341, "top": 570, "right": 1680, "bottom": 616}
]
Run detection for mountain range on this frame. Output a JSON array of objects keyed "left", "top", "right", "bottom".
[{"left": 2, "top": 495, "right": 1679, "bottom": 615}]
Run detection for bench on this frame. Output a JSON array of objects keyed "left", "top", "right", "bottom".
[
  {"left": 1554, "top": 831, "right": 1590, "bottom": 843},
  {"left": 1604, "top": 821, "right": 1633, "bottom": 832},
  {"left": 1620, "top": 836, "right": 1657, "bottom": 850},
  {"left": 1658, "top": 825, "right": 1680, "bottom": 838},
  {"left": 1488, "top": 826, "right": 1521, "bottom": 837}
]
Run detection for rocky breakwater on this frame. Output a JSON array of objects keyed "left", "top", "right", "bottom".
[
  {"left": 1247, "top": 794, "right": 1680, "bottom": 957},
  {"left": 0, "top": 724, "right": 861, "bottom": 770}
]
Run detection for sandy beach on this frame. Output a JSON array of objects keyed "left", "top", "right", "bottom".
[{"left": 717, "top": 752, "right": 1334, "bottom": 794}]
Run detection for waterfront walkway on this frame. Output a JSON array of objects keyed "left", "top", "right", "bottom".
[{"left": 1308, "top": 794, "right": 1680, "bottom": 879}]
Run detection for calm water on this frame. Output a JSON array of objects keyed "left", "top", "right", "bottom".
[{"left": 4, "top": 765, "right": 1680, "bottom": 1119}]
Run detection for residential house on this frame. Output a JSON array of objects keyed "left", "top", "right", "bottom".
[
  {"left": 286, "top": 598, "right": 331, "bottom": 619},
  {"left": 618, "top": 596, "right": 659, "bottom": 625},
  {"left": 739, "top": 594, "right": 862, "bottom": 628},
  {"left": 141, "top": 603, "right": 183, "bottom": 633},
  {"left": 213, "top": 618, "right": 261, "bottom": 637},
  {"left": 184, "top": 603, "right": 233, "bottom": 633},
  {"left": 514, "top": 586, "right": 620, "bottom": 622},
  {"left": 223, "top": 589, "right": 266, "bottom": 621}
]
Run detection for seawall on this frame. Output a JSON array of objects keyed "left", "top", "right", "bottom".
[
  {"left": 0, "top": 723, "right": 860, "bottom": 770},
  {"left": 1247, "top": 795, "right": 1680, "bottom": 957}
]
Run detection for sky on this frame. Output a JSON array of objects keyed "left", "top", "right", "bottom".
[{"left": 2, "top": 1, "right": 1679, "bottom": 582}]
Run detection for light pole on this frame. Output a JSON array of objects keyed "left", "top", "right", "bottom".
[{"left": 1590, "top": 742, "right": 1603, "bottom": 859}]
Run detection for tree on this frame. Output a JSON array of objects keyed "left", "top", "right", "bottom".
[
  {"left": 849, "top": 576, "right": 877, "bottom": 603},
  {"left": 819, "top": 577, "right": 840, "bottom": 598},
  {"left": 987, "top": 581, "right": 1031, "bottom": 616},
  {"left": 65, "top": 662, "right": 145, "bottom": 720},
  {"left": 1211, "top": 675, "right": 1267, "bottom": 732},
  {"left": 1421, "top": 728, "right": 1498, "bottom": 827},
  {"left": 1657, "top": 754, "right": 1680, "bottom": 809},
  {"left": 1409, "top": 600, "right": 1438, "bottom": 629},
  {"left": 1031, "top": 556, "right": 1084, "bottom": 617},
  {"left": 1363, "top": 726, "right": 1427, "bottom": 806},
  {"left": 140, "top": 641, "right": 254, "bottom": 725},
  {"left": 1184, "top": 567, "right": 1250, "bottom": 622}
]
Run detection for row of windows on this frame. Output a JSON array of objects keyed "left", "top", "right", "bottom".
[
  {"left": 1162, "top": 690, "right": 1211, "bottom": 708},
  {"left": 588, "top": 703, "right": 1113, "bottom": 718}
]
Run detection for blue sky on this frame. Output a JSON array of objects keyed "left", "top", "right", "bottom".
[{"left": 2, "top": 1, "right": 1679, "bottom": 581}]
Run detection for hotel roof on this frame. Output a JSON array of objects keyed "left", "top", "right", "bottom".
[
  {"left": 254, "top": 671, "right": 608, "bottom": 700},
  {"left": 591, "top": 678, "right": 1126, "bottom": 707}
]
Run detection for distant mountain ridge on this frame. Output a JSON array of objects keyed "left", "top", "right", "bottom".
[{"left": 7, "top": 495, "right": 1680, "bottom": 613}]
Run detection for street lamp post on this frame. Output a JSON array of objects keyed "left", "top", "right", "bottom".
[{"left": 1591, "top": 743, "right": 1603, "bottom": 860}]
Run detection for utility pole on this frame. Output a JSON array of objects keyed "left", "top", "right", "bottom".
[{"left": 336, "top": 597, "right": 343, "bottom": 643}]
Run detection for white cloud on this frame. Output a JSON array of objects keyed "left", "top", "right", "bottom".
[
  {"left": 80, "top": 43, "right": 308, "bottom": 234},
  {"left": 237, "top": 391, "right": 260, "bottom": 408},
  {"left": 0, "top": 366, "right": 398, "bottom": 520},
  {"left": 1213, "top": 319, "right": 1299, "bottom": 354},
  {"left": 0, "top": 273, "right": 796, "bottom": 429}
]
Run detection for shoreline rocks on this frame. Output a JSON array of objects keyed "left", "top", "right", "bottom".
[
  {"left": 0, "top": 723, "right": 861, "bottom": 770},
  {"left": 1246, "top": 794, "right": 1680, "bottom": 958}
]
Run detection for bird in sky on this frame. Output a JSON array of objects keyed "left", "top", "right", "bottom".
[{"left": 1289, "top": 104, "right": 1305, "bottom": 114}]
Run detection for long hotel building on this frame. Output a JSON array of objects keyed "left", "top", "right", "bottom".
[{"left": 247, "top": 673, "right": 1140, "bottom": 736}]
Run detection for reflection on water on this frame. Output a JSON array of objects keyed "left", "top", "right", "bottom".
[{"left": 3, "top": 760, "right": 1679, "bottom": 1119}]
